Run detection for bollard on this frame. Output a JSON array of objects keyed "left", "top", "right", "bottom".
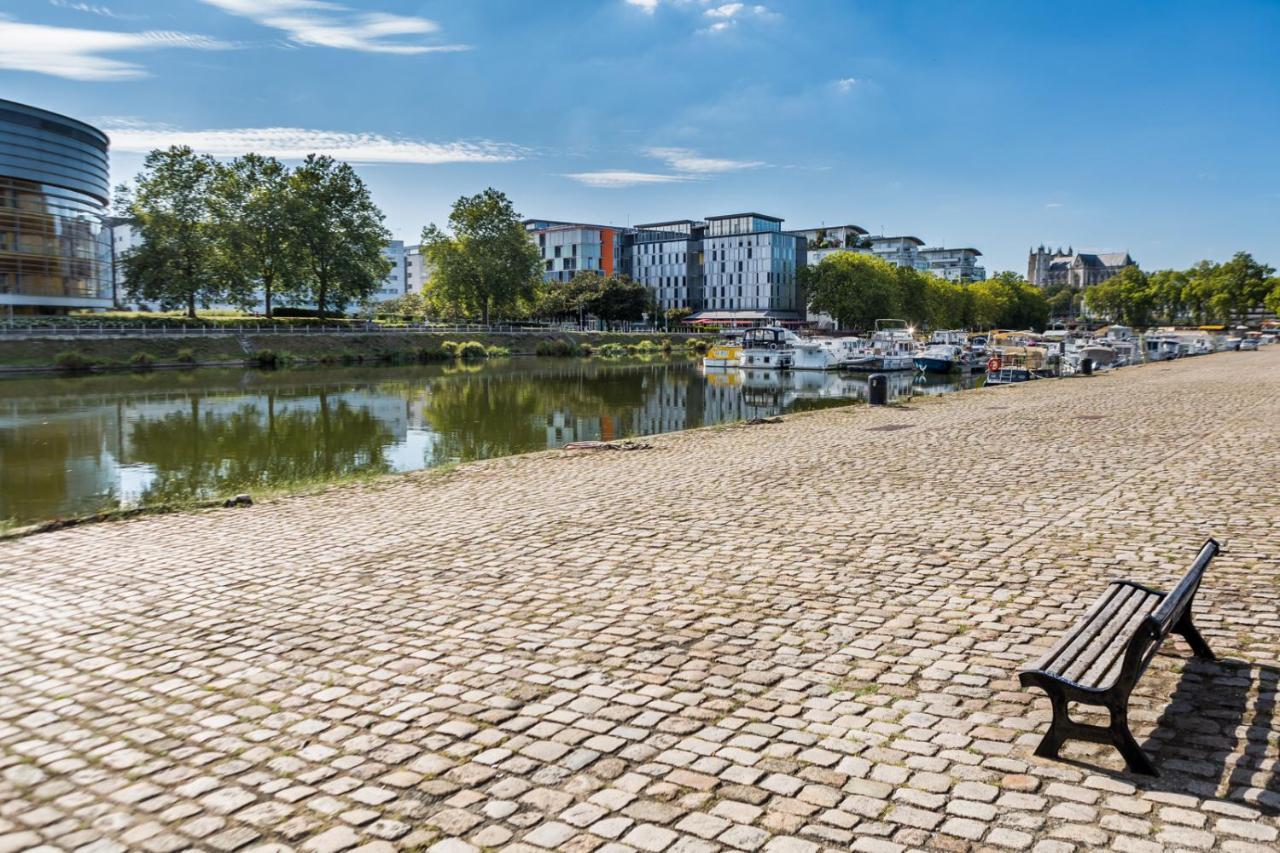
[
  {"left": 1081, "top": 357, "right": 1093, "bottom": 376},
  {"left": 868, "top": 373, "right": 888, "bottom": 405}
]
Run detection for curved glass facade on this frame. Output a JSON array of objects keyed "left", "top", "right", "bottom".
[{"left": 0, "top": 99, "right": 113, "bottom": 312}]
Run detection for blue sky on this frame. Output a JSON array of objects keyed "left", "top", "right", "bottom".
[{"left": 3, "top": 0, "right": 1278, "bottom": 275}]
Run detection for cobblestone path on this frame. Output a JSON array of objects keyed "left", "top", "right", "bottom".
[{"left": 2, "top": 349, "right": 1278, "bottom": 853}]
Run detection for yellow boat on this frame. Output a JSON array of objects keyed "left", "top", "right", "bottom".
[{"left": 703, "top": 342, "right": 742, "bottom": 368}]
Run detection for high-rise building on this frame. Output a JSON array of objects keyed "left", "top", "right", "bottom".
[
  {"left": 699, "top": 213, "right": 806, "bottom": 322},
  {"left": 1, "top": 99, "right": 114, "bottom": 314},
  {"left": 628, "top": 220, "right": 704, "bottom": 313},
  {"left": 1028, "top": 246, "right": 1136, "bottom": 288}
]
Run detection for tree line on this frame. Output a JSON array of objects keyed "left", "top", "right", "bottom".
[
  {"left": 1083, "top": 252, "right": 1279, "bottom": 327},
  {"left": 118, "top": 147, "right": 391, "bottom": 318},
  {"left": 802, "top": 252, "right": 1050, "bottom": 331}
]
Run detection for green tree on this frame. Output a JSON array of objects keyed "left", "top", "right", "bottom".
[
  {"left": 588, "top": 275, "right": 652, "bottom": 329},
  {"left": 1147, "top": 269, "right": 1189, "bottom": 325},
  {"left": 1180, "top": 260, "right": 1220, "bottom": 324},
  {"left": 803, "top": 252, "right": 900, "bottom": 330},
  {"left": 534, "top": 271, "right": 601, "bottom": 323},
  {"left": 289, "top": 155, "right": 391, "bottom": 318},
  {"left": 923, "top": 275, "right": 971, "bottom": 329},
  {"left": 422, "top": 188, "right": 542, "bottom": 324},
  {"left": 665, "top": 306, "right": 693, "bottom": 326},
  {"left": 894, "top": 265, "right": 930, "bottom": 328},
  {"left": 1265, "top": 279, "right": 1280, "bottom": 318},
  {"left": 117, "top": 146, "right": 220, "bottom": 318},
  {"left": 1084, "top": 266, "right": 1154, "bottom": 326},
  {"left": 969, "top": 272, "right": 1049, "bottom": 330},
  {"left": 208, "top": 154, "right": 300, "bottom": 317},
  {"left": 1206, "top": 252, "right": 1274, "bottom": 325}
]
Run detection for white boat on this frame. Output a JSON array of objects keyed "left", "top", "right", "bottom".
[
  {"left": 1063, "top": 338, "right": 1118, "bottom": 373},
  {"left": 737, "top": 326, "right": 795, "bottom": 370},
  {"left": 1104, "top": 326, "right": 1140, "bottom": 365},
  {"left": 789, "top": 336, "right": 844, "bottom": 371},
  {"left": 844, "top": 319, "right": 917, "bottom": 371},
  {"left": 1143, "top": 333, "right": 1182, "bottom": 361},
  {"left": 929, "top": 329, "right": 968, "bottom": 346}
]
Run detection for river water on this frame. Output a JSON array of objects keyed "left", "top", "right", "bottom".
[{"left": 0, "top": 357, "right": 982, "bottom": 525}]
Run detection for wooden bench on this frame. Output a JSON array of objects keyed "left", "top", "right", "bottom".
[{"left": 1018, "top": 539, "right": 1220, "bottom": 775}]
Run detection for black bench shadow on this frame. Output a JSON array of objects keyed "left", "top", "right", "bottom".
[{"left": 1056, "top": 655, "right": 1278, "bottom": 815}]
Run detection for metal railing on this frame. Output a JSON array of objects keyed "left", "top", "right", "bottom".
[{"left": 0, "top": 321, "right": 709, "bottom": 339}]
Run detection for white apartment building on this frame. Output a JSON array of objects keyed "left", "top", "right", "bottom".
[
  {"left": 918, "top": 247, "right": 986, "bottom": 282},
  {"left": 867, "top": 235, "right": 927, "bottom": 270},
  {"left": 789, "top": 224, "right": 869, "bottom": 250},
  {"left": 371, "top": 240, "right": 407, "bottom": 303},
  {"left": 404, "top": 244, "right": 432, "bottom": 293}
]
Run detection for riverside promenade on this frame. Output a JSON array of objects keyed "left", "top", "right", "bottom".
[{"left": 2, "top": 351, "right": 1278, "bottom": 853}]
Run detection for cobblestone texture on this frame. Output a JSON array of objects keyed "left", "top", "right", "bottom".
[{"left": 2, "top": 350, "right": 1279, "bottom": 852}]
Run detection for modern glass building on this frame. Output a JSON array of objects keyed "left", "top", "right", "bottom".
[{"left": 0, "top": 99, "right": 114, "bottom": 313}]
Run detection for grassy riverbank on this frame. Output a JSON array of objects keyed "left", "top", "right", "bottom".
[{"left": 0, "top": 330, "right": 706, "bottom": 373}]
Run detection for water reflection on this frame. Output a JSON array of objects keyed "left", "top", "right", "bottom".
[{"left": 0, "top": 359, "right": 978, "bottom": 524}]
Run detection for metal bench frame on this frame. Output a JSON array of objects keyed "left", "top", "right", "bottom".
[{"left": 1019, "top": 539, "right": 1219, "bottom": 775}]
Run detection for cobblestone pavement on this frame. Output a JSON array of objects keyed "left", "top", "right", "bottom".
[{"left": 2, "top": 349, "right": 1279, "bottom": 853}]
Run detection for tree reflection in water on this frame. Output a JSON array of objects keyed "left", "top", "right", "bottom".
[
  {"left": 0, "top": 358, "right": 944, "bottom": 525},
  {"left": 127, "top": 391, "right": 396, "bottom": 504}
]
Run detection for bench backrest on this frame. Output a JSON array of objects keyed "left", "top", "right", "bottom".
[
  {"left": 1115, "top": 538, "right": 1219, "bottom": 692},
  {"left": 1145, "top": 538, "right": 1219, "bottom": 638}
]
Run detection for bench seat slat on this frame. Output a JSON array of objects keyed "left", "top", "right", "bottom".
[
  {"left": 1080, "top": 592, "right": 1162, "bottom": 689},
  {"left": 1027, "top": 583, "right": 1130, "bottom": 675},
  {"left": 1058, "top": 588, "right": 1154, "bottom": 684}
]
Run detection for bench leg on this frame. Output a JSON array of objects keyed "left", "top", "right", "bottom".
[
  {"left": 1109, "top": 705, "right": 1157, "bottom": 776},
  {"left": 1034, "top": 688, "right": 1070, "bottom": 760},
  {"left": 1172, "top": 614, "right": 1214, "bottom": 660}
]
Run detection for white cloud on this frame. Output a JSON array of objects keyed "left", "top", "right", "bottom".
[
  {"left": 646, "top": 147, "right": 763, "bottom": 173},
  {"left": 625, "top": 0, "right": 779, "bottom": 32},
  {"left": 563, "top": 171, "right": 694, "bottom": 189},
  {"left": 103, "top": 122, "right": 527, "bottom": 165},
  {"left": 699, "top": 3, "right": 778, "bottom": 34},
  {"left": 704, "top": 3, "right": 744, "bottom": 18},
  {"left": 199, "top": 0, "right": 468, "bottom": 54},
  {"left": 1045, "top": 202, "right": 1063, "bottom": 209},
  {"left": 0, "top": 17, "right": 232, "bottom": 81},
  {"left": 835, "top": 77, "right": 859, "bottom": 93},
  {"left": 48, "top": 1, "right": 133, "bottom": 19}
]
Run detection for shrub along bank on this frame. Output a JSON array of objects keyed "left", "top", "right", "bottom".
[{"left": 0, "top": 331, "right": 707, "bottom": 373}]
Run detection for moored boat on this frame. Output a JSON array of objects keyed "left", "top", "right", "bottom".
[
  {"left": 737, "top": 326, "right": 795, "bottom": 370},
  {"left": 914, "top": 343, "right": 966, "bottom": 374},
  {"left": 844, "top": 319, "right": 916, "bottom": 371},
  {"left": 702, "top": 341, "right": 742, "bottom": 368}
]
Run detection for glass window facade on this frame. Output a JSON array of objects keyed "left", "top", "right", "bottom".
[{"left": 0, "top": 100, "right": 113, "bottom": 312}]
